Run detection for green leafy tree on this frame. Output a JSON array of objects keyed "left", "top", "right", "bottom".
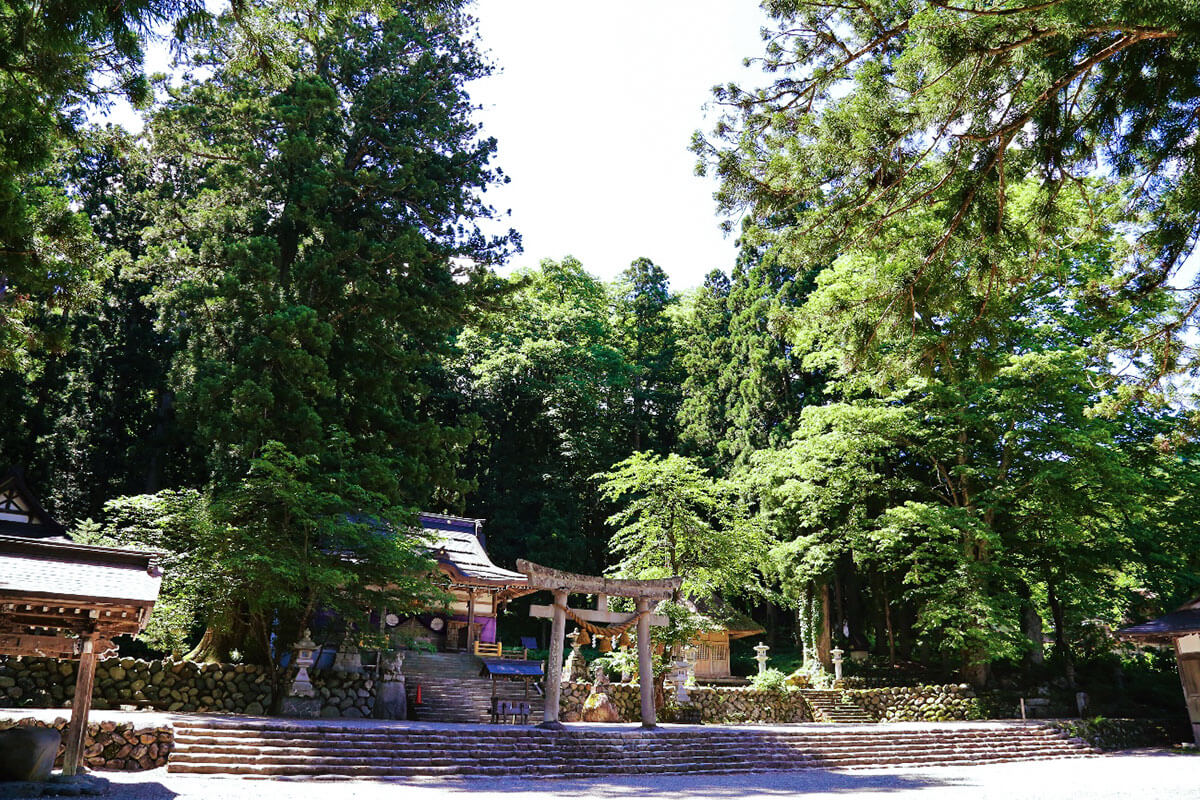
[
  {"left": 697, "top": 0, "right": 1200, "bottom": 379},
  {"left": 74, "top": 489, "right": 216, "bottom": 656},
  {"left": 615, "top": 258, "right": 682, "bottom": 453},
  {"left": 456, "top": 257, "right": 631, "bottom": 573},
  {"left": 750, "top": 182, "right": 1197, "bottom": 683},
  {"left": 598, "top": 451, "right": 770, "bottom": 603}
]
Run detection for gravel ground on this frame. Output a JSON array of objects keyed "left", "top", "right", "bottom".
[{"left": 15, "top": 752, "right": 1193, "bottom": 800}]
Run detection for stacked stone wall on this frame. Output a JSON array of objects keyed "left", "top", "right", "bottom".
[
  {"left": 1047, "top": 717, "right": 1191, "bottom": 750},
  {"left": 0, "top": 716, "right": 173, "bottom": 771},
  {"left": 310, "top": 669, "right": 375, "bottom": 718},
  {"left": 560, "top": 681, "right": 811, "bottom": 724},
  {"left": 844, "top": 684, "right": 982, "bottom": 721},
  {"left": 0, "top": 657, "right": 377, "bottom": 718}
]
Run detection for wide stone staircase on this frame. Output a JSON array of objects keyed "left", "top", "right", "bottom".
[
  {"left": 800, "top": 689, "right": 875, "bottom": 723},
  {"left": 402, "top": 651, "right": 543, "bottom": 724},
  {"left": 166, "top": 720, "right": 1098, "bottom": 778}
]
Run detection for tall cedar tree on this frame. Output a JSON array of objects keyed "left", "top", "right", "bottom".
[
  {"left": 677, "top": 269, "right": 732, "bottom": 466},
  {"left": 10, "top": 129, "right": 199, "bottom": 520},
  {"left": 139, "top": 6, "right": 515, "bottom": 667},
  {"left": 616, "top": 258, "right": 681, "bottom": 454}
]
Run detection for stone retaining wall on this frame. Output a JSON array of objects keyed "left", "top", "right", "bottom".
[
  {"left": 560, "top": 681, "right": 811, "bottom": 724},
  {"left": 310, "top": 669, "right": 375, "bottom": 718},
  {"left": 844, "top": 684, "right": 982, "bottom": 722},
  {"left": 0, "top": 657, "right": 374, "bottom": 718},
  {"left": 1047, "top": 717, "right": 1191, "bottom": 750},
  {"left": 0, "top": 716, "right": 173, "bottom": 771}
]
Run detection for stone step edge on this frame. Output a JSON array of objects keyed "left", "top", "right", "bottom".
[{"left": 165, "top": 753, "right": 1093, "bottom": 777}]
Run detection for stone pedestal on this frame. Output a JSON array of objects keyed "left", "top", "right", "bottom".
[
  {"left": 280, "top": 696, "right": 321, "bottom": 718},
  {"left": 373, "top": 650, "right": 407, "bottom": 720},
  {"left": 332, "top": 637, "right": 362, "bottom": 674}
]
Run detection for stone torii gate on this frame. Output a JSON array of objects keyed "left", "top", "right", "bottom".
[{"left": 517, "top": 560, "right": 680, "bottom": 729}]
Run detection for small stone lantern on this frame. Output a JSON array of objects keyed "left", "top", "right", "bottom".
[
  {"left": 671, "top": 655, "right": 691, "bottom": 703},
  {"left": 565, "top": 629, "right": 588, "bottom": 682},
  {"left": 291, "top": 629, "right": 317, "bottom": 698},
  {"left": 753, "top": 642, "right": 770, "bottom": 675},
  {"left": 830, "top": 647, "right": 845, "bottom": 682}
]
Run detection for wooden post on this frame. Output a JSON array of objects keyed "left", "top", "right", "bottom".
[
  {"left": 1175, "top": 639, "right": 1200, "bottom": 745},
  {"left": 466, "top": 588, "right": 477, "bottom": 653},
  {"left": 636, "top": 597, "right": 655, "bottom": 728},
  {"left": 62, "top": 637, "right": 97, "bottom": 776},
  {"left": 540, "top": 588, "right": 568, "bottom": 728}
]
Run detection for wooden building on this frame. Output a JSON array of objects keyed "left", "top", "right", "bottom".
[
  {"left": 396, "top": 513, "right": 532, "bottom": 652},
  {"left": 1118, "top": 597, "right": 1200, "bottom": 745},
  {"left": 0, "top": 469, "right": 162, "bottom": 773},
  {"left": 682, "top": 596, "right": 764, "bottom": 682}
]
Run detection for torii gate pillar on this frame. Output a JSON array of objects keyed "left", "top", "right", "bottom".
[
  {"left": 517, "top": 560, "right": 680, "bottom": 730},
  {"left": 635, "top": 597, "right": 655, "bottom": 728},
  {"left": 542, "top": 588, "right": 568, "bottom": 727}
]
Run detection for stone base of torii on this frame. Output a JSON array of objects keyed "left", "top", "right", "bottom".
[{"left": 517, "top": 560, "right": 680, "bottom": 729}]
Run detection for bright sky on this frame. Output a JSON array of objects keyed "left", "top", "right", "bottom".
[{"left": 470, "top": 1, "right": 770, "bottom": 289}]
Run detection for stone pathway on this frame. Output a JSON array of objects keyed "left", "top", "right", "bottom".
[{"left": 11, "top": 751, "right": 1195, "bottom": 800}]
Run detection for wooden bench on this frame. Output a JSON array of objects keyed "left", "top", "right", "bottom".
[{"left": 474, "top": 641, "right": 529, "bottom": 659}]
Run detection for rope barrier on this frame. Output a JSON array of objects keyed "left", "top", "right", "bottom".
[{"left": 554, "top": 603, "right": 649, "bottom": 638}]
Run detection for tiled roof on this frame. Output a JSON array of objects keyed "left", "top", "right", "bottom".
[
  {"left": 420, "top": 516, "right": 526, "bottom": 587},
  {"left": 0, "top": 535, "right": 162, "bottom": 606},
  {"left": 1117, "top": 608, "right": 1200, "bottom": 643}
]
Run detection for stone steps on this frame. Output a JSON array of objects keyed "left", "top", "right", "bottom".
[
  {"left": 167, "top": 720, "right": 1097, "bottom": 777},
  {"left": 801, "top": 690, "right": 876, "bottom": 723},
  {"left": 402, "top": 652, "right": 542, "bottom": 723}
]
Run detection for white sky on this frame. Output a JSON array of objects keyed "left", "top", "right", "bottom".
[{"left": 469, "top": 1, "right": 770, "bottom": 289}]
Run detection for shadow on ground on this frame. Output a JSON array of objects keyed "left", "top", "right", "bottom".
[{"left": 430, "top": 771, "right": 958, "bottom": 797}]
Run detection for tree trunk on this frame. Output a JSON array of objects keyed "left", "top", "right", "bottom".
[
  {"left": 1019, "top": 582, "right": 1044, "bottom": 671},
  {"left": 1046, "top": 577, "right": 1075, "bottom": 689},
  {"left": 184, "top": 625, "right": 239, "bottom": 663},
  {"left": 818, "top": 582, "right": 833, "bottom": 670}
]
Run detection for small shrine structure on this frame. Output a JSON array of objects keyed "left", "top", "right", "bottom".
[
  {"left": 518, "top": 559, "right": 680, "bottom": 728},
  {"left": 0, "top": 469, "right": 162, "bottom": 774},
  {"left": 1118, "top": 595, "right": 1200, "bottom": 744},
  {"left": 400, "top": 513, "right": 534, "bottom": 653},
  {"left": 682, "top": 596, "right": 764, "bottom": 682}
]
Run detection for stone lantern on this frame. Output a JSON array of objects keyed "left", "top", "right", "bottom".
[
  {"left": 291, "top": 629, "right": 317, "bottom": 697},
  {"left": 830, "top": 647, "right": 845, "bottom": 682},
  {"left": 671, "top": 654, "right": 691, "bottom": 704},
  {"left": 565, "top": 629, "right": 588, "bottom": 682},
  {"left": 283, "top": 629, "right": 321, "bottom": 717},
  {"left": 753, "top": 642, "right": 770, "bottom": 675}
]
